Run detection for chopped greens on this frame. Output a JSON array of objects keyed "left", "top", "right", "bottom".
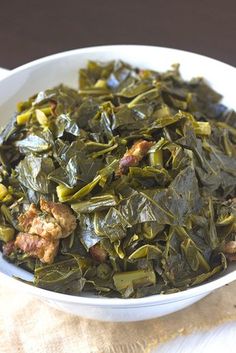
[{"left": 0, "top": 60, "right": 236, "bottom": 298}]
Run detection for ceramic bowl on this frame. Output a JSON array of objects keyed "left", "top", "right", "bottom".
[{"left": 0, "top": 45, "right": 236, "bottom": 322}]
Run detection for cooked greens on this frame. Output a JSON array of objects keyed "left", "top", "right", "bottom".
[{"left": 0, "top": 60, "right": 236, "bottom": 298}]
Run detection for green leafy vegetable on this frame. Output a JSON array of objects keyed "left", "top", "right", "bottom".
[
  {"left": 0, "top": 59, "right": 235, "bottom": 298},
  {"left": 17, "top": 154, "right": 55, "bottom": 194}
]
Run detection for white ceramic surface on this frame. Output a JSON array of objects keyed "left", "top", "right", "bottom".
[
  {"left": 154, "top": 322, "right": 236, "bottom": 353},
  {"left": 0, "top": 46, "right": 236, "bottom": 322}
]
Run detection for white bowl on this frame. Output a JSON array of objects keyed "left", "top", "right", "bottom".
[{"left": 0, "top": 45, "right": 236, "bottom": 322}]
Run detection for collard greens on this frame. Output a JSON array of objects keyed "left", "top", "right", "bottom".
[{"left": 0, "top": 60, "right": 236, "bottom": 298}]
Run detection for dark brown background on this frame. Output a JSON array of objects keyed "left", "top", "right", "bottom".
[{"left": 0, "top": 0, "right": 235, "bottom": 69}]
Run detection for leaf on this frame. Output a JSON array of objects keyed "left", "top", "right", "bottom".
[
  {"left": 73, "top": 98, "right": 99, "bottom": 129},
  {"left": 14, "top": 134, "right": 51, "bottom": 153},
  {"left": 34, "top": 257, "right": 86, "bottom": 294},
  {"left": 116, "top": 166, "right": 201, "bottom": 227},
  {"left": 117, "top": 80, "right": 154, "bottom": 98},
  {"left": 128, "top": 88, "right": 160, "bottom": 108},
  {"left": 77, "top": 213, "right": 101, "bottom": 250},
  {"left": 49, "top": 142, "right": 103, "bottom": 188},
  {"left": 58, "top": 175, "right": 101, "bottom": 202},
  {"left": 56, "top": 158, "right": 119, "bottom": 202},
  {"left": 206, "top": 197, "right": 219, "bottom": 249},
  {"left": 33, "top": 85, "right": 82, "bottom": 115},
  {"left": 113, "top": 269, "right": 156, "bottom": 296},
  {"left": 54, "top": 114, "right": 80, "bottom": 137},
  {"left": 128, "top": 245, "right": 162, "bottom": 260},
  {"left": 71, "top": 194, "right": 118, "bottom": 214},
  {"left": 0, "top": 113, "right": 19, "bottom": 144},
  {"left": 17, "top": 154, "right": 55, "bottom": 194},
  {"left": 102, "top": 207, "right": 132, "bottom": 242},
  {"left": 180, "top": 238, "right": 210, "bottom": 272},
  {"left": 128, "top": 166, "right": 171, "bottom": 188}
]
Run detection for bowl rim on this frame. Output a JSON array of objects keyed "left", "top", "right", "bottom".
[
  {"left": 1, "top": 44, "right": 236, "bottom": 79},
  {"left": 0, "top": 44, "right": 236, "bottom": 306},
  {"left": 1, "top": 269, "right": 236, "bottom": 306}
]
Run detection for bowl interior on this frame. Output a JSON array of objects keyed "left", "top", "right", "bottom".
[{"left": 0, "top": 45, "right": 236, "bottom": 302}]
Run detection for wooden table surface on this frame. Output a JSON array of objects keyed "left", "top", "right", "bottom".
[{"left": 0, "top": 0, "right": 235, "bottom": 69}]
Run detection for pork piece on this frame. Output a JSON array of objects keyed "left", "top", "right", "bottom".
[
  {"left": 89, "top": 244, "right": 107, "bottom": 263},
  {"left": 29, "top": 214, "right": 63, "bottom": 240},
  {"left": 16, "top": 200, "right": 77, "bottom": 264},
  {"left": 223, "top": 241, "right": 236, "bottom": 261},
  {"left": 2, "top": 240, "right": 15, "bottom": 256},
  {"left": 40, "top": 199, "right": 77, "bottom": 237},
  {"left": 15, "top": 232, "right": 59, "bottom": 264},
  {"left": 50, "top": 100, "right": 57, "bottom": 116},
  {"left": 18, "top": 199, "right": 77, "bottom": 240},
  {"left": 119, "top": 140, "right": 154, "bottom": 175},
  {"left": 18, "top": 204, "right": 38, "bottom": 233},
  {"left": 19, "top": 205, "right": 63, "bottom": 240}
]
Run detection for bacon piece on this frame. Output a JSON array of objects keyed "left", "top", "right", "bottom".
[
  {"left": 18, "top": 199, "right": 77, "bottom": 240},
  {"left": 40, "top": 198, "right": 77, "bottom": 237},
  {"left": 18, "top": 204, "right": 38, "bottom": 233},
  {"left": 29, "top": 214, "right": 63, "bottom": 240},
  {"left": 226, "top": 254, "right": 236, "bottom": 262},
  {"left": 90, "top": 244, "right": 107, "bottom": 263},
  {"left": 16, "top": 200, "right": 77, "bottom": 264},
  {"left": 224, "top": 241, "right": 236, "bottom": 254},
  {"left": 2, "top": 240, "right": 15, "bottom": 256},
  {"left": 50, "top": 100, "right": 57, "bottom": 116},
  {"left": 15, "top": 232, "right": 59, "bottom": 264},
  {"left": 223, "top": 241, "right": 236, "bottom": 262},
  {"left": 119, "top": 140, "right": 154, "bottom": 175}
]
